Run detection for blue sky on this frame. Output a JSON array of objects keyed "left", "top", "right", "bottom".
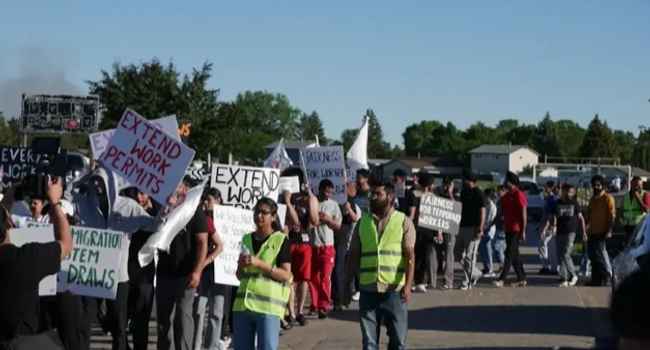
[{"left": 1, "top": 1, "right": 649, "bottom": 146}]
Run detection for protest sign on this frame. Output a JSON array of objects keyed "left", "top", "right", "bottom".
[
  {"left": 278, "top": 176, "right": 300, "bottom": 196},
  {"left": 101, "top": 109, "right": 195, "bottom": 205},
  {"left": 58, "top": 226, "right": 128, "bottom": 299},
  {"left": 213, "top": 206, "right": 255, "bottom": 286},
  {"left": 211, "top": 164, "right": 280, "bottom": 210},
  {"left": 0, "top": 146, "right": 52, "bottom": 184},
  {"left": 301, "top": 146, "right": 347, "bottom": 204},
  {"left": 277, "top": 203, "right": 287, "bottom": 228},
  {"left": 417, "top": 193, "right": 463, "bottom": 235},
  {"left": 89, "top": 115, "right": 180, "bottom": 160},
  {"left": 10, "top": 226, "right": 58, "bottom": 296}
]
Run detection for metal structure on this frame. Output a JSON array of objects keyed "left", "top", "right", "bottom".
[{"left": 20, "top": 94, "right": 100, "bottom": 133}]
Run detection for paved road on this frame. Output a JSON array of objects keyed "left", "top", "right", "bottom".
[{"left": 92, "top": 224, "right": 614, "bottom": 349}]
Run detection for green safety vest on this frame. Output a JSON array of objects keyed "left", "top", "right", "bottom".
[
  {"left": 233, "top": 232, "right": 290, "bottom": 318},
  {"left": 359, "top": 211, "right": 406, "bottom": 287},
  {"left": 622, "top": 191, "right": 646, "bottom": 226}
]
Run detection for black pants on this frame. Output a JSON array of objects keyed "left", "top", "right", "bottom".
[
  {"left": 39, "top": 293, "right": 84, "bottom": 350},
  {"left": 499, "top": 232, "right": 526, "bottom": 282},
  {"left": 128, "top": 281, "right": 154, "bottom": 350},
  {"left": 414, "top": 231, "right": 438, "bottom": 287},
  {"left": 106, "top": 282, "right": 130, "bottom": 350}
]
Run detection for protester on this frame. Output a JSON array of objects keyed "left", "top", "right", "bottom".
[
  {"left": 409, "top": 173, "right": 438, "bottom": 292},
  {"left": 550, "top": 184, "right": 585, "bottom": 287},
  {"left": 494, "top": 172, "right": 528, "bottom": 288},
  {"left": 346, "top": 180, "right": 415, "bottom": 350},
  {"left": 309, "top": 179, "right": 342, "bottom": 318},
  {"left": 281, "top": 167, "right": 319, "bottom": 327},
  {"left": 233, "top": 198, "right": 292, "bottom": 350},
  {"left": 458, "top": 173, "right": 486, "bottom": 290},
  {"left": 122, "top": 187, "right": 158, "bottom": 350},
  {"left": 479, "top": 188, "right": 498, "bottom": 278},
  {"left": 434, "top": 177, "right": 458, "bottom": 289},
  {"left": 585, "top": 175, "right": 615, "bottom": 287},
  {"left": 10, "top": 196, "right": 50, "bottom": 227},
  {"left": 193, "top": 187, "right": 226, "bottom": 350},
  {"left": 354, "top": 169, "right": 371, "bottom": 213},
  {"left": 621, "top": 176, "right": 648, "bottom": 245},
  {"left": 392, "top": 169, "right": 409, "bottom": 214},
  {"left": 332, "top": 182, "right": 361, "bottom": 311},
  {"left": 156, "top": 175, "right": 209, "bottom": 350},
  {"left": 0, "top": 176, "right": 71, "bottom": 349},
  {"left": 538, "top": 181, "right": 559, "bottom": 275}
]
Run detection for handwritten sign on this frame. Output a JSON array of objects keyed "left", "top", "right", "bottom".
[
  {"left": 0, "top": 146, "right": 51, "bottom": 184},
  {"left": 213, "top": 206, "right": 255, "bottom": 286},
  {"left": 89, "top": 115, "right": 180, "bottom": 160},
  {"left": 417, "top": 193, "right": 463, "bottom": 235},
  {"left": 10, "top": 226, "right": 58, "bottom": 296},
  {"left": 301, "top": 146, "right": 347, "bottom": 204},
  {"left": 101, "top": 109, "right": 195, "bottom": 204},
  {"left": 211, "top": 164, "right": 280, "bottom": 210},
  {"left": 58, "top": 226, "right": 128, "bottom": 299}
]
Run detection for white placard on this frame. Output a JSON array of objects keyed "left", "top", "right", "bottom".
[
  {"left": 301, "top": 146, "right": 347, "bottom": 204},
  {"left": 278, "top": 176, "right": 300, "bottom": 196},
  {"left": 211, "top": 164, "right": 281, "bottom": 210},
  {"left": 213, "top": 206, "right": 255, "bottom": 286},
  {"left": 277, "top": 203, "right": 287, "bottom": 229},
  {"left": 89, "top": 115, "right": 180, "bottom": 160},
  {"left": 100, "top": 109, "right": 195, "bottom": 204},
  {"left": 10, "top": 225, "right": 58, "bottom": 296}
]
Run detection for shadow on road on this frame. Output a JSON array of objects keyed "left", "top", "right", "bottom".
[{"left": 409, "top": 305, "right": 607, "bottom": 337}]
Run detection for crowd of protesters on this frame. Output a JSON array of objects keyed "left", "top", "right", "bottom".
[{"left": 1, "top": 161, "right": 649, "bottom": 350}]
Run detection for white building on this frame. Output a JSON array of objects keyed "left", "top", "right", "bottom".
[{"left": 470, "top": 144, "right": 539, "bottom": 175}]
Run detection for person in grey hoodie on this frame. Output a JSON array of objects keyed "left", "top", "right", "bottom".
[{"left": 70, "top": 166, "right": 162, "bottom": 350}]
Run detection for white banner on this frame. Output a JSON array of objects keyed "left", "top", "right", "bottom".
[
  {"left": 89, "top": 116, "right": 180, "bottom": 160},
  {"left": 213, "top": 206, "right": 255, "bottom": 286},
  {"left": 100, "top": 109, "right": 195, "bottom": 204},
  {"left": 301, "top": 146, "right": 347, "bottom": 204},
  {"left": 211, "top": 164, "right": 280, "bottom": 210},
  {"left": 278, "top": 176, "right": 300, "bottom": 196}
]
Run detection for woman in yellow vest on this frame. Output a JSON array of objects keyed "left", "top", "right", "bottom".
[{"left": 233, "top": 197, "right": 292, "bottom": 350}]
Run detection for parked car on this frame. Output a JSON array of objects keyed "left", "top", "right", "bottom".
[{"left": 519, "top": 178, "right": 544, "bottom": 222}]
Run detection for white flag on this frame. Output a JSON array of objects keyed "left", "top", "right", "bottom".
[
  {"left": 264, "top": 138, "right": 294, "bottom": 171},
  {"left": 346, "top": 116, "right": 369, "bottom": 181},
  {"left": 138, "top": 179, "right": 207, "bottom": 267}
]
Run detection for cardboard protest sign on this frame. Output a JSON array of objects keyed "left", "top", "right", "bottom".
[
  {"left": 278, "top": 176, "right": 300, "bottom": 195},
  {"left": 212, "top": 206, "right": 255, "bottom": 286},
  {"left": 211, "top": 164, "right": 280, "bottom": 210},
  {"left": 58, "top": 226, "right": 128, "bottom": 299},
  {"left": 277, "top": 203, "right": 287, "bottom": 229},
  {"left": 301, "top": 146, "right": 347, "bottom": 204},
  {"left": 89, "top": 115, "right": 180, "bottom": 160},
  {"left": 101, "top": 109, "right": 195, "bottom": 205},
  {"left": 417, "top": 193, "right": 462, "bottom": 235},
  {"left": 0, "top": 146, "right": 52, "bottom": 184},
  {"left": 10, "top": 226, "right": 58, "bottom": 296}
]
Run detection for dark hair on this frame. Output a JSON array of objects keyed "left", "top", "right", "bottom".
[
  {"left": 463, "top": 170, "right": 478, "bottom": 183},
  {"left": 418, "top": 172, "right": 435, "bottom": 187},
  {"left": 484, "top": 188, "right": 495, "bottom": 197},
  {"left": 319, "top": 179, "right": 335, "bottom": 192},
  {"left": 280, "top": 167, "right": 306, "bottom": 187},
  {"left": 611, "top": 270, "right": 650, "bottom": 340},
  {"left": 0, "top": 207, "right": 7, "bottom": 243},
  {"left": 561, "top": 183, "right": 575, "bottom": 191},
  {"left": 632, "top": 176, "right": 643, "bottom": 182},
  {"left": 356, "top": 169, "right": 370, "bottom": 179},
  {"left": 372, "top": 180, "right": 395, "bottom": 196},
  {"left": 545, "top": 180, "right": 555, "bottom": 188},
  {"left": 442, "top": 176, "right": 453, "bottom": 186},
  {"left": 254, "top": 197, "right": 282, "bottom": 231},
  {"left": 591, "top": 175, "right": 605, "bottom": 186},
  {"left": 393, "top": 169, "right": 406, "bottom": 178},
  {"left": 505, "top": 171, "right": 520, "bottom": 187},
  {"left": 202, "top": 187, "right": 222, "bottom": 201}
]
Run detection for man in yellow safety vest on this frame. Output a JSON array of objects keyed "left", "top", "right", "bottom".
[
  {"left": 621, "top": 176, "right": 649, "bottom": 245},
  {"left": 346, "top": 180, "right": 416, "bottom": 350}
]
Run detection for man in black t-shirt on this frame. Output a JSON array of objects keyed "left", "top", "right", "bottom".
[
  {"left": 0, "top": 177, "right": 72, "bottom": 346},
  {"left": 156, "top": 177, "right": 209, "bottom": 350},
  {"left": 551, "top": 183, "right": 585, "bottom": 287},
  {"left": 458, "top": 173, "right": 487, "bottom": 290}
]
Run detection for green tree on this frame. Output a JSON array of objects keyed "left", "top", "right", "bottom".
[
  {"left": 578, "top": 114, "right": 618, "bottom": 159},
  {"left": 0, "top": 113, "right": 19, "bottom": 146},
  {"left": 340, "top": 128, "right": 358, "bottom": 153},
  {"left": 402, "top": 120, "right": 443, "bottom": 156},
  {"left": 297, "top": 111, "right": 328, "bottom": 144},
  {"left": 633, "top": 128, "right": 650, "bottom": 170},
  {"left": 364, "top": 109, "right": 391, "bottom": 158},
  {"left": 613, "top": 130, "right": 636, "bottom": 165},
  {"left": 533, "top": 112, "right": 561, "bottom": 158},
  {"left": 554, "top": 119, "right": 586, "bottom": 158}
]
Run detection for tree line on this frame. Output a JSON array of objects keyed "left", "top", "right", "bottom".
[{"left": 0, "top": 59, "right": 648, "bottom": 170}]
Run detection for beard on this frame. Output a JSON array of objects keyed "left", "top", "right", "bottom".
[{"left": 370, "top": 197, "right": 389, "bottom": 215}]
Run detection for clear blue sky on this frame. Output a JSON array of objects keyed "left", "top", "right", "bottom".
[{"left": 1, "top": 1, "right": 649, "bottom": 146}]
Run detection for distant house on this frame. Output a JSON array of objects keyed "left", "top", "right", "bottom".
[
  {"left": 264, "top": 140, "right": 318, "bottom": 166},
  {"left": 470, "top": 144, "right": 539, "bottom": 175},
  {"left": 380, "top": 157, "right": 464, "bottom": 181}
]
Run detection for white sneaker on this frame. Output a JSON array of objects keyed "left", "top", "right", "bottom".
[
  {"left": 493, "top": 280, "right": 505, "bottom": 288},
  {"left": 414, "top": 284, "right": 427, "bottom": 293},
  {"left": 569, "top": 276, "right": 579, "bottom": 286},
  {"left": 483, "top": 272, "right": 498, "bottom": 278},
  {"left": 352, "top": 292, "right": 360, "bottom": 302},
  {"left": 559, "top": 281, "right": 569, "bottom": 287}
]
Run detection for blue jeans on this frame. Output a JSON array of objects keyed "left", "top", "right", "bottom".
[
  {"left": 233, "top": 311, "right": 280, "bottom": 350},
  {"left": 493, "top": 231, "right": 506, "bottom": 264},
  {"left": 193, "top": 272, "right": 228, "bottom": 350},
  {"left": 359, "top": 291, "right": 408, "bottom": 350},
  {"left": 479, "top": 226, "right": 496, "bottom": 273},
  {"left": 587, "top": 236, "right": 612, "bottom": 285}
]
